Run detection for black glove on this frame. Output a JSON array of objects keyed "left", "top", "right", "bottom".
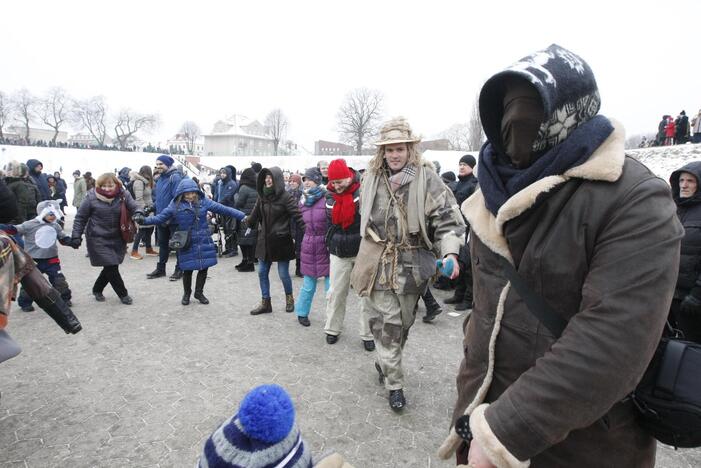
[
  {"left": 70, "top": 237, "right": 82, "bottom": 249},
  {"left": 132, "top": 212, "right": 146, "bottom": 224},
  {"left": 680, "top": 288, "right": 701, "bottom": 315},
  {"left": 58, "top": 236, "right": 71, "bottom": 246}
]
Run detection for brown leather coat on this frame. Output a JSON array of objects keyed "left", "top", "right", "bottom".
[{"left": 446, "top": 123, "right": 683, "bottom": 467}]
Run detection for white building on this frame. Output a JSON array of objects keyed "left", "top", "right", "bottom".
[
  {"left": 67, "top": 132, "right": 114, "bottom": 147},
  {"left": 4, "top": 126, "right": 68, "bottom": 144},
  {"left": 167, "top": 133, "right": 204, "bottom": 155},
  {"left": 203, "top": 115, "right": 275, "bottom": 156}
]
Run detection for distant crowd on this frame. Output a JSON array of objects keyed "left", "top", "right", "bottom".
[
  {"left": 638, "top": 109, "right": 701, "bottom": 147},
  {"left": 0, "top": 136, "right": 184, "bottom": 155}
]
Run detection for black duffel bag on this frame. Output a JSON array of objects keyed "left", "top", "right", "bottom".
[{"left": 632, "top": 331, "right": 701, "bottom": 448}]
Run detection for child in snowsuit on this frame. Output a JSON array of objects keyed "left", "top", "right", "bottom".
[
  {"left": 136, "top": 179, "right": 245, "bottom": 305},
  {"left": 9, "top": 201, "right": 73, "bottom": 311}
]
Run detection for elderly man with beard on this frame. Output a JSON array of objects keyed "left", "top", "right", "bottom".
[
  {"left": 351, "top": 117, "right": 465, "bottom": 412},
  {"left": 439, "top": 44, "right": 682, "bottom": 468},
  {"left": 146, "top": 155, "right": 183, "bottom": 281}
]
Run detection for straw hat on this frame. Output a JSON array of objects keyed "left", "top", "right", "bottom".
[{"left": 375, "top": 116, "right": 421, "bottom": 146}]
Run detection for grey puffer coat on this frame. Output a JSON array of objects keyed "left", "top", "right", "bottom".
[{"left": 72, "top": 189, "right": 138, "bottom": 267}]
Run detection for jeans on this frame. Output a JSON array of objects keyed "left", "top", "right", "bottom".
[
  {"left": 18, "top": 257, "right": 71, "bottom": 308},
  {"left": 132, "top": 226, "right": 154, "bottom": 251},
  {"left": 257, "top": 260, "right": 292, "bottom": 299},
  {"left": 93, "top": 265, "right": 128, "bottom": 297},
  {"left": 295, "top": 275, "right": 330, "bottom": 317},
  {"left": 156, "top": 225, "right": 179, "bottom": 272}
]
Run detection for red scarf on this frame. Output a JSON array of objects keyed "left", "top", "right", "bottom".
[
  {"left": 331, "top": 181, "right": 360, "bottom": 229},
  {"left": 95, "top": 187, "right": 121, "bottom": 199}
]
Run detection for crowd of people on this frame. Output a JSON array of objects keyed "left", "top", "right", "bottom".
[
  {"left": 2, "top": 43, "right": 701, "bottom": 467},
  {"left": 642, "top": 109, "right": 701, "bottom": 147}
]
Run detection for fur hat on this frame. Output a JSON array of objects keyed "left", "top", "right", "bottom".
[
  {"left": 303, "top": 167, "right": 323, "bottom": 185},
  {"left": 375, "top": 116, "right": 421, "bottom": 146},
  {"left": 6, "top": 161, "right": 28, "bottom": 178},
  {"left": 289, "top": 173, "right": 302, "bottom": 185},
  {"left": 327, "top": 159, "right": 352, "bottom": 181},
  {"left": 459, "top": 154, "right": 477, "bottom": 168},
  {"left": 198, "top": 384, "right": 312, "bottom": 468}
]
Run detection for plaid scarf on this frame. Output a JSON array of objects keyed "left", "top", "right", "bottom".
[{"left": 387, "top": 164, "right": 417, "bottom": 192}]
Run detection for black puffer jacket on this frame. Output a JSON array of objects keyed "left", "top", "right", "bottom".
[
  {"left": 0, "top": 179, "right": 18, "bottom": 223},
  {"left": 5, "top": 177, "right": 42, "bottom": 223},
  {"left": 670, "top": 161, "right": 701, "bottom": 300},
  {"left": 235, "top": 169, "right": 259, "bottom": 247},
  {"left": 325, "top": 169, "right": 361, "bottom": 258},
  {"left": 248, "top": 167, "right": 304, "bottom": 262},
  {"left": 453, "top": 173, "right": 479, "bottom": 207}
]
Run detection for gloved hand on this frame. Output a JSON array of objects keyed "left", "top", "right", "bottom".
[
  {"left": 58, "top": 236, "right": 71, "bottom": 246},
  {"left": 680, "top": 288, "right": 701, "bottom": 315},
  {"left": 70, "top": 237, "right": 82, "bottom": 249},
  {"left": 132, "top": 212, "right": 145, "bottom": 225}
]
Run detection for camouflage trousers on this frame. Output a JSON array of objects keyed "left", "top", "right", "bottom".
[{"left": 363, "top": 289, "right": 420, "bottom": 391}]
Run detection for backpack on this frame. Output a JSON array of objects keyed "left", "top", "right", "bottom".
[
  {"left": 501, "top": 257, "right": 701, "bottom": 448},
  {"left": 125, "top": 180, "right": 136, "bottom": 199}
]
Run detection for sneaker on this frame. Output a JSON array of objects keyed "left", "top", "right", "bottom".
[
  {"left": 93, "top": 292, "right": 106, "bottom": 302},
  {"left": 21, "top": 306, "right": 35, "bottom": 312},
  {"left": 297, "top": 316, "right": 311, "bottom": 327},
  {"left": 389, "top": 389, "right": 406, "bottom": 412},
  {"left": 325, "top": 334, "right": 339, "bottom": 344},
  {"left": 119, "top": 295, "right": 133, "bottom": 305},
  {"left": 363, "top": 340, "right": 376, "bottom": 352},
  {"left": 130, "top": 251, "right": 143, "bottom": 260}
]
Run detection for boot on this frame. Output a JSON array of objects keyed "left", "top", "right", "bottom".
[
  {"left": 444, "top": 283, "right": 466, "bottom": 304},
  {"left": 169, "top": 269, "right": 183, "bottom": 281},
  {"left": 285, "top": 294, "right": 294, "bottom": 313},
  {"left": 238, "top": 262, "right": 255, "bottom": 272},
  {"left": 34, "top": 288, "right": 82, "bottom": 334},
  {"left": 194, "top": 291, "right": 209, "bottom": 305},
  {"left": 454, "top": 296, "right": 473, "bottom": 311},
  {"left": 297, "top": 316, "right": 310, "bottom": 327},
  {"left": 250, "top": 298, "right": 272, "bottom": 315},
  {"left": 147, "top": 268, "right": 165, "bottom": 279},
  {"left": 422, "top": 291, "right": 443, "bottom": 323},
  {"left": 145, "top": 247, "right": 159, "bottom": 256},
  {"left": 181, "top": 292, "right": 191, "bottom": 305}
]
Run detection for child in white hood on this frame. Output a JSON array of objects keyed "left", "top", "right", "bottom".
[{"left": 12, "top": 200, "right": 73, "bottom": 311}]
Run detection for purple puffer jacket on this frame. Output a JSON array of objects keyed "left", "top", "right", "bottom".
[{"left": 300, "top": 194, "right": 330, "bottom": 278}]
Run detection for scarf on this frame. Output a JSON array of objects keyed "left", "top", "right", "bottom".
[
  {"left": 303, "top": 185, "right": 326, "bottom": 206},
  {"left": 262, "top": 186, "right": 275, "bottom": 198},
  {"left": 478, "top": 115, "right": 614, "bottom": 216},
  {"left": 331, "top": 181, "right": 360, "bottom": 229},
  {"left": 387, "top": 164, "right": 417, "bottom": 192},
  {"left": 95, "top": 187, "right": 120, "bottom": 202}
]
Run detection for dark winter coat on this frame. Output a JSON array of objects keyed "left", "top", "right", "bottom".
[
  {"left": 452, "top": 173, "right": 479, "bottom": 207},
  {"left": 0, "top": 179, "right": 18, "bottom": 223},
  {"left": 217, "top": 166, "right": 239, "bottom": 206},
  {"left": 154, "top": 166, "right": 183, "bottom": 214},
  {"left": 287, "top": 186, "right": 304, "bottom": 255},
  {"left": 676, "top": 115, "right": 689, "bottom": 141},
  {"left": 72, "top": 189, "right": 138, "bottom": 267},
  {"left": 26, "top": 159, "right": 50, "bottom": 201},
  {"left": 5, "top": 177, "right": 42, "bottom": 223},
  {"left": 144, "top": 178, "right": 244, "bottom": 271},
  {"left": 670, "top": 161, "right": 701, "bottom": 300},
  {"left": 235, "top": 169, "right": 258, "bottom": 247},
  {"left": 248, "top": 167, "right": 304, "bottom": 262},
  {"left": 118, "top": 167, "right": 131, "bottom": 187},
  {"left": 452, "top": 123, "right": 683, "bottom": 468},
  {"left": 325, "top": 170, "right": 361, "bottom": 258},
  {"left": 300, "top": 192, "right": 330, "bottom": 278}
]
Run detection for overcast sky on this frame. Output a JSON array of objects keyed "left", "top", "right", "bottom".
[{"left": 3, "top": 0, "right": 700, "bottom": 151}]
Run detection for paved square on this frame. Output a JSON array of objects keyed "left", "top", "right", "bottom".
[{"left": 1, "top": 219, "right": 699, "bottom": 467}]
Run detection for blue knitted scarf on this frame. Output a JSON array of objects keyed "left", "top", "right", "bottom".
[{"left": 303, "top": 186, "right": 326, "bottom": 206}]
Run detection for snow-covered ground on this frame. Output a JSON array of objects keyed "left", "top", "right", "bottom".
[{"left": 3, "top": 143, "right": 701, "bottom": 215}]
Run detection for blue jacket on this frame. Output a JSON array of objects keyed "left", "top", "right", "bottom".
[
  {"left": 26, "top": 159, "right": 50, "bottom": 200},
  {"left": 154, "top": 166, "right": 184, "bottom": 214},
  {"left": 144, "top": 178, "right": 245, "bottom": 271},
  {"left": 216, "top": 166, "right": 239, "bottom": 206}
]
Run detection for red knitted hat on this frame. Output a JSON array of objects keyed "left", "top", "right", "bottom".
[{"left": 327, "top": 159, "right": 352, "bottom": 181}]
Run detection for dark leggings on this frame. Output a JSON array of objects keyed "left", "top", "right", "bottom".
[
  {"left": 132, "top": 226, "right": 154, "bottom": 250},
  {"left": 240, "top": 245, "right": 255, "bottom": 263},
  {"left": 182, "top": 269, "right": 208, "bottom": 294},
  {"left": 93, "top": 265, "right": 128, "bottom": 297}
]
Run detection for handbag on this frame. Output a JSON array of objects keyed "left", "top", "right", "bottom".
[
  {"left": 500, "top": 257, "right": 701, "bottom": 448},
  {"left": 168, "top": 203, "right": 199, "bottom": 251},
  {"left": 119, "top": 195, "right": 137, "bottom": 243}
]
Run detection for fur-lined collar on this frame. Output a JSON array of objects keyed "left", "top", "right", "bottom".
[{"left": 464, "top": 119, "right": 625, "bottom": 256}]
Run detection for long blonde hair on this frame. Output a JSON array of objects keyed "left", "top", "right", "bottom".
[{"left": 367, "top": 142, "right": 424, "bottom": 172}]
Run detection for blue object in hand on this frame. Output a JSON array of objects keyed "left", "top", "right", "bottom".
[{"left": 436, "top": 257, "right": 454, "bottom": 277}]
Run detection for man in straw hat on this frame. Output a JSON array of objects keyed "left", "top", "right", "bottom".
[
  {"left": 350, "top": 116, "right": 465, "bottom": 412},
  {"left": 439, "top": 44, "right": 682, "bottom": 468}
]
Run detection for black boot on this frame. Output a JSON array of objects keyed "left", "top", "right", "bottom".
[
  {"left": 34, "top": 288, "right": 82, "bottom": 334},
  {"left": 389, "top": 389, "right": 406, "bottom": 412},
  {"left": 147, "top": 268, "right": 166, "bottom": 279},
  {"left": 454, "top": 295, "right": 473, "bottom": 311},
  {"left": 182, "top": 292, "right": 191, "bottom": 305},
  {"left": 194, "top": 291, "right": 209, "bottom": 304},
  {"left": 169, "top": 269, "right": 183, "bottom": 281},
  {"left": 422, "top": 289, "right": 443, "bottom": 322},
  {"left": 193, "top": 271, "right": 208, "bottom": 304},
  {"left": 444, "top": 274, "right": 466, "bottom": 304},
  {"left": 239, "top": 261, "right": 255, "bottom": 272}
]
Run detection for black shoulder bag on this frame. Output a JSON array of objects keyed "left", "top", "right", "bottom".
[
  {"left": 500, "top": 256, "right": 701, "bottom": 448},
  {"left": 169, "top": 203, "right": 199, "bottom": 251}
]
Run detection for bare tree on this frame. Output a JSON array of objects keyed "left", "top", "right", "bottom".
[
  {"left": 625, "top": 133, "right": 656, "bottom": 150},
  {"left": 179, "top": 120, "right": 201, "bottom": 155},
  {"left": 0, "top": 91, "right": 12, "bottom": 140},
  {"left": 13, "top": 88, "right": 36, "bottom": 142},
  {"left": 337, "top": 88, "right": 383, "bottom": 155},
  {"left": 39, "top": 87, "right": 70, "bottom": 145},
  {"left": 113, "top": 110, "right": 158, "bottom": 150},
  {"left": 466, "top": 96, "right": 484, "bottom": 151},
  {"left": 441, "top": 123, "right": 470, "bottom": 150},
  {"left": 72, "top": 96, "right": 109, "bottom": 148},
  {"left": 265, "top": 109, "right": 289, "bottom": 155}
]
